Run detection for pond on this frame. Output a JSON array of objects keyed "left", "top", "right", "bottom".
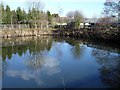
[{"left": 1, "top": 36, "right": 120, "bottom": 88}]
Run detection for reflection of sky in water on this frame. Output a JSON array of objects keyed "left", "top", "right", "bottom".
[
  {"left": 2, "top": 41, "right": 120, "bottom": 88},
  {"left": 3, "top": 51, "right": 61, "bottom": 87},
  {"left": 0, "top": 54, "right": 2, "bottom": 90}
]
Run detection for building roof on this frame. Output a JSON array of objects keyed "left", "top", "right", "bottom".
[{"left": 84, "top": 18, "right": 98, "bottom": 23}]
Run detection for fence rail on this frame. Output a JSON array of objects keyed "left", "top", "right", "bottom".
[{"left": 0, "top": 24, "right": 29, "bottom": 30}]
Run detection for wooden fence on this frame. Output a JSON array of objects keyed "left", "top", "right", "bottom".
[{"left": 0, "top": 24, "right": 29, "bottom": 30}]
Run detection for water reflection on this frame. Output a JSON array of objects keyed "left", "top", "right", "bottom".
[
  {"left": 5, "top": 56, "right": 60, "bottom": 86},
  {"left": 2, "top": 36, "right": 53, "bottom": 61},
  {"left": 26, "top": 52, "right": 60, "bottom": 75},
  {"left": 1, "top": 36, "right": 120, "bottom": 88},
  {"left": 92, "top": 48, "right": 120, "bottom": 88},
  {"left": 0, "top": 48, "right": 2, "bottom": 90},
  {"left": 53, "top": 38, "right": 85, "bottom": 60}
]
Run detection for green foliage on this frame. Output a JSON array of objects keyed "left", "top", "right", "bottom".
[
  {"left": 4, "top": 5, "right": 11, "bottom": 24},
  {"left": 66, "top": 10, "right": 84, "bottom": 29},
  {"left": 1, "top": 4, "right": 29, "bottom": 24},
  {"left": 11, "top": 10, "right": 17, "bottom": 24},
  {"left": 1, "top": 3, "right": 6, "bottom": 24},
  {"left": 47, "top": 10, "right": 52, "bottom": 24},
  {"left": 27, "top": 9, "right": 33, "bottom": 20},
  {"left": 22, "top": 10, "right": 27, "bottom": 23},
  {"left": 1, "top": 4, "right": 52, "bottom": 28},
  {"left": 2, "top": 37, "right": 53, "bottom": 60},
  {"left": 74, "top": 11, "right": 84, "bottom": 29},
  {"left": 16, "top": 7, "right": 23, "bottom": 23}
]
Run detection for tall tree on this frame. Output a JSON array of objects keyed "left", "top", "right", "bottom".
[
  {"left": 22, "top": 9, "right": 27, "bottom": 24},
  {"left": 103, "top": 0, "right": 120, "bottom": 22},
  {"left": 66, "top": 11, "right": 74, "bottom": 24},
  {"left": 11, "top": 10, "right": 17, "bottom": 24},
  {"left": 66, "top": 10, "right": 84, "bottom": 29},
  {"left": 47, "top": 10, "right": 52, "bottom": 24},
  {"left": 5, "top": 5, "right": 11, "bottom": 24},
  {"left": 0, "top": 3, "right": 6, "bottom": 24},
  {"left": 118, "top": 1, "right": 120, "bottom": 23},
  {"left": 66, "top": 11, "right": 74, "bottom": 19},
  {"left": 27, "top": 9, "right": 33, "bottom": 28},
  {"left": 16, "top": 7, "right": 23, "bottom": 23},
  {"left": 74, "top": 11, "right": 84, "bottom": 29},
  {"left": 26, "top": 0, "right": 45, "bottom": 29}
]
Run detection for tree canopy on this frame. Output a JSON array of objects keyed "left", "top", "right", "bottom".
[
  {"left": 66, "top": 10, "right": 84, "bottom": 29},
  {"left": 103, "top": 0, "right": 120, "bottom": 20},
  {"left": 1, "top": 3, "right": 49, "bottom": 28}
]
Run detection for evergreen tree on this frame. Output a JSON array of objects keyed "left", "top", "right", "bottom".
[
  {"left": 47, "top": 10, "right": 52, "bottom": 24},
  {"left": 5, "top": 5, "right": 11, "bottom": 24},
  {"left": 11, "top": 10, "right": 17, "bottom": 24},
  {"left": 22, "top": 9, "right": 27, "bottom": 24},
  {"left": 27, "top": 9, "right": 32, "bottom": 21},
  {"left": 16, "top": 7, "right": 23, "bottom": 23},
  {"left": 1, "top": 3, "right": 6, "bottom": 24}
]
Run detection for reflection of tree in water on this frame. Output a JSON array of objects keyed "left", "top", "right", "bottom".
[
  {"left": 53, "top": 42, "right": 63, "bottom": 61},
  {"left": 26, "top": 51, "right": 46, "bottom": 70},
  {"left": 23, "top": 39, "right": 49, "bottom": 69},
  {"left": 53, "top": 37, "right": 84, "bottom": 60},
  {"left": 0, "top": 48, "right": 2, "bottom": 79},
  {"left": 92, "top": 49, "right": 120, "bottom": 88},
  {"left": 2, "top": 37, "right": 53, "bottom": 61},
  {"left": 71, "top": 44, "right": 83, "bottom": 59},
  {"left": 67, "top": 39, "right": 84, "bottom": 59},
  {"left": 3, "top": 37, "right": 60, "bottom": 86}
]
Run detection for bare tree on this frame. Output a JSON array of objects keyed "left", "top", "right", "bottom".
[
  {"left": 73, "top": 11, "right": 84, "bottom": 29},
  {"left": 26, "top": 0, "right": 44, "bottom": 11},
  {"left": 66, "top": 10, "right": 84, "bottom": 29},
  {"left": 103, "top": 0, "right": 120, "bottom": 23},
  {"left": 26, "top": 0, "right": 45, "bottom": 29},
  {"left": 66, "top": 11, "right": 74, "bottom": 18},
  {"left": 66, "top": 11, "right": 74, "bottom": 23},
  {"left": 57, "top": 6, "right": 63, "bottom": 29}
]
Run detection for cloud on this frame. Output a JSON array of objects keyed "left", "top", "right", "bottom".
[
  {"left": 43, "top": 57, "right": 60, "bottom": 75},
  {"left": 6, "top": 69, "right": 44, "bottom": 85},
  {"left": 5, "top": 57, "right": 60, "bottom": 85}
]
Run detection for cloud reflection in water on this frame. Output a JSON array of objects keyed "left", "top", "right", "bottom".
[{"left": 6, "top": 56, "right": 60, "bottom": 86}]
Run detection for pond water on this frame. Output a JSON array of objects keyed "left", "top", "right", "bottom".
[{"left": 1, "top": 36, "right": 120, "bottom": 88}]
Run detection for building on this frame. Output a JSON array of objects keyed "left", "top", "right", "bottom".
[{"left": 79, "top": 18, "right": 98, "bottom": 29}]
